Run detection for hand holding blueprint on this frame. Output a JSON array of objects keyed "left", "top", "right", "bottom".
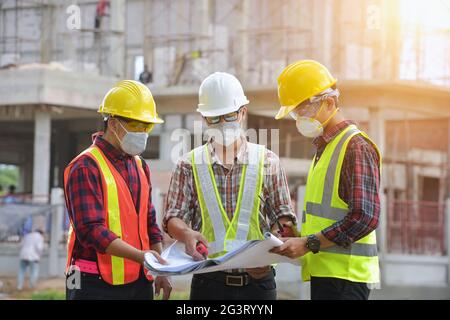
[{"left": 144, "top": 232, "right": 300, "bottom": 276}]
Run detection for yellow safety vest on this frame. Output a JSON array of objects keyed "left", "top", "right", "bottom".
[
  {"left": 301, "top": 124, "right": 380, "bottom": 284},
  {"left": 191, "top": 142, "right": 266, "bottom": 258}
]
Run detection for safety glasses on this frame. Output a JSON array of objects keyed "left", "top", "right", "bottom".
[
  {"left": 116, "top": 117, "right": 155, "bottom": 133},
  {"left": 289, "top": 100, "right": 323, "bottom": 120},
  {"left": 204, "top": 109, "right": 241, "bottom": 125}
]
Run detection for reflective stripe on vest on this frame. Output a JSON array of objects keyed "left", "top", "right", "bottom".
[
  {"left": 64, "top": 145, "right": 151, "bottom": 285},
  {"left": 191, "top": 143, "right": 265, "bottom": 257},
  {"left": 89, "top": 147, "right": 124, "bottom": 284},
  {"left": 302, "top": 124, "right": 381, "bottom": 283}
]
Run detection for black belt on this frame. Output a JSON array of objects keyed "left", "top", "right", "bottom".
[{"left": 194, "top": 268, "right": 275, "bottom": 287}]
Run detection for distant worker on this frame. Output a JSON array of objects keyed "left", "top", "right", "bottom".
[
  {"left": 271, "top": 60, "right": 381, "bottom": 300},
  {"left": 3, "top": 185, "right": 19, "bottom": 204},
  {"left": 164, "top": 72, "right": 297, "bottom": 300},
  {"left": 139, "top": 65, "right": 153, "bottom": 84},
  {"left": 17, "top": 229, "right": 44, "bottom": 290},
  {"left": 64, "top": 80, "right": 172, "bottom": 300},
  {"left": 94, "top": 0, "right": 109, "bottom": 30}
]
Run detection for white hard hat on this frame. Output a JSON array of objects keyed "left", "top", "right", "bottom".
[{"left": 197, "top": 72, "right": 249, "bottom": 117}]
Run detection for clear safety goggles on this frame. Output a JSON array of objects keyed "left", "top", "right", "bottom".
[
  {"left": 289, "top": 88, "right": 340, "bottom": 120},
  {"left": 289, "top": 100, "right": 323, "bottom": 120}
]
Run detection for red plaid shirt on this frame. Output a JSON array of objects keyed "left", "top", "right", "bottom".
[
  {"left": 313, "top": 121, "right": 381, "bottom": 248},
  {"left": 65, "top": 133, "right": 162, "bottom": 262}
]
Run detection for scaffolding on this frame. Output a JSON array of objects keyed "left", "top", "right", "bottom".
[
  {"left": 0, "top": 0, "right": 125, "bottom": 77},
  {"left": 2, "top": 0, "right": 449, "bottom": 85}
]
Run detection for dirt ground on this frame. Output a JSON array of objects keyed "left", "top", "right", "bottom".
[
  {"left": 0, "top": 276, "right": 296, "bottom": 300},
  {"left": 0, "top": 276, "right": 66, "bottom": 300}
]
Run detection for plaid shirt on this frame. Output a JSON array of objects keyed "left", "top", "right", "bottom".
[
  {"left": 163, "top": 138, "right": 297, "bottom": 233},
  {"left": 313, "top": 121, "right": 381, "bottom": 248},
  {"left": 65, "top": 133, "right": 163, "bottom": 262}
]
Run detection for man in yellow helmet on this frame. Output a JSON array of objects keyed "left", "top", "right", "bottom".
[
  {"left": 271, "top": 60, "right": 381, "bottom": 300},
  {"left": 64, "top": 80, "right": 172, "bottom": 300}
]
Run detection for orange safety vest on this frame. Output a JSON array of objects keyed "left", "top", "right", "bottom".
[{"left": 64, "top": 145, "right": 152, "bottom": 285}]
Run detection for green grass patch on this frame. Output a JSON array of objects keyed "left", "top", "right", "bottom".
[
  {"left": 155, "top": 290, "right": 190, "bottom": 300},
  {"left": 31, "top": 290, "right": 66, "bottom": 300}
]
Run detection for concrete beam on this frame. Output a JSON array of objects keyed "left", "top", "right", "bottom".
[
  {"left": 0, "top": 69, "right": 115, "bottom": 109},
  {"left": 32, "top": 109, "right": 51, "bottom": 203},
  {"left": 2, "top": 68, "right": 450, "bottom": 119},
  {"left": 152, "top": 80, "right": 450, "bottom": 119}
]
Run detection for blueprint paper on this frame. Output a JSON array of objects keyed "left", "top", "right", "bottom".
[{"left": 144, "top": 232, "right": 300, "bottom": 276}]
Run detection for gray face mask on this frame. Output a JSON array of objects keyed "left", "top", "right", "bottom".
[{"left": 114, "top": 120, "right": 149, "bottom": 156}]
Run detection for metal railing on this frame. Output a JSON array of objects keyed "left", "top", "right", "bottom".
[
  {"left": 0, "top": 192, "right": 68, "bottom": 244},
  {"left": 387, "top": 200, "right": 446, "bottom": 255}
]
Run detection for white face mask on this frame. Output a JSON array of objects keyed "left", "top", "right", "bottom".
[
  {"left": 114, "top": 120, "right": 149, "bottom": 156},
  {"left": 293, "top": 101, "right": 339, "bottom": 138},
  {"left": 296, "top": 117, "right": 324, "bottom": 138},
  {"left": 208, "top": 121, "right": 243, "bottom": 147}
]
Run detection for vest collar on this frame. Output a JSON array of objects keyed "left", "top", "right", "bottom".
[
  {"left": 206, "top": 136, "right": 248, "bottom": 166},
  {"left": 313, "top": 120, "right": 356, "bottom": 149}
]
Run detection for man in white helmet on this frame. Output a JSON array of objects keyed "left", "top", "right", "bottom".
[{"left": 163, "top": 72, "right": 297, "bottom": 300}]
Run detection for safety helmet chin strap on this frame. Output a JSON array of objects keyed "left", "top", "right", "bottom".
[{"left": 313, "top": 98, "right": 340, "bottom": 130}]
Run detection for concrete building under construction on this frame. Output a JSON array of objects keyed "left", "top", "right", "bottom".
[{"left": 1, "top": 0, "right": 450, "bottom": 298}]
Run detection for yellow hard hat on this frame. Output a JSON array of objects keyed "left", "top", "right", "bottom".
[
  {"left": 98, "top": 80, "right": 164, "bottom": 124},
  {"left": 275, "top": 60, "right": 337, "bottom": 120}
]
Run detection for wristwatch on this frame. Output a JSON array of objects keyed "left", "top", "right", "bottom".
[{"left": 306, "top": 234, "right": 321, "bottom": 254}]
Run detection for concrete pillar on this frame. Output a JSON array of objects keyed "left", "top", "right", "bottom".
[
  {"left": 18, "top": 164, "right": 26, "bottom": 194},
  {"left": 239, "top": 0, "right": 249, "bottom": 82},
  {"left": 380, "top": 0, "right": 401, "bottom": 80},
  {"left": 312, "top": 0, "right": 333, "bottom": 66},
  {"left": 321, "top": 0, "right": 333, "bottom": 67},
  {"left": 33, "top": 110, "right": 51, "bottom": 203},
  {"left": 296, "top": 185, "right": 310, "bottom": 299},
  {"left": 151, "top": 187, "right": 163, "bottom": 227},
  {"left": 368, "top": 106, "right": 387, "bottom": 284},
  {"left": 49, "top": 188, "right": 64, "bottom": 277},
  {"left": 40, "top": 4, "right": 54, "bottom": 63},
  {"left": 109, "top": 0, "right": 126, "bottom": 77},
  {"left": 368, "top": 107, "right": 385, "bottom": 154},
  {"left": 446, "top": 198, "right": 450, "bottom": 285},
  {"left": 143, "top": 0, "right": 153, "bottom": 72}
]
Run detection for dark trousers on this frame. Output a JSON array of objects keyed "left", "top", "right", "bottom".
[
  {"left": 66, "top": 270, "right": 154, "bottom": 300},
  {"left": 190, "top": 269, "right": 277, "bottom": 300},
  {"left": 311, "top": 276, "right": 370, "bottom": 300}
]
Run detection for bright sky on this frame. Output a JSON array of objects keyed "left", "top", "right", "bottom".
[{"left": 398, "top": 0, "right": 450, "bottom": 85}]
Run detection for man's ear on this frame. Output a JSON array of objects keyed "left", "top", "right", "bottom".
[
  {"left": 326, "top": 97, "right": 336, "bottom": 111},
  {"left": 240, "top": 106, "right": 248, "bottom": 120},
  {"left": 106, "top": 117, "right": 113, "bottom": 133},
  {"left": 107, "top": 117, "right": 119, "bottom": 135}
]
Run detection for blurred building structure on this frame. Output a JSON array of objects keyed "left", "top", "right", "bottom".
[{"left": 1, "top": 0, "right": 450, "bottom": 297}]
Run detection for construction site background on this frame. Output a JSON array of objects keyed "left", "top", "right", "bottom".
[{"left": 1, "top": 0, "right": 450, "bottom": 299}]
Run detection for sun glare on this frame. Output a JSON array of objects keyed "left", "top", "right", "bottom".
[{"left": 399, "top": 0, "right": 450, "bottom": 30}]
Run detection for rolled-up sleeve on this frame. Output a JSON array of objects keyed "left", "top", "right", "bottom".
[
  {"left": 263, "top": 150, "right": 297, "bottom": 227},
  {"left": 163, "top": 158, "right": 196, "bottom": 232},
  {"left": 66, "top": 163, "right": 118, "bottom": 253}
]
